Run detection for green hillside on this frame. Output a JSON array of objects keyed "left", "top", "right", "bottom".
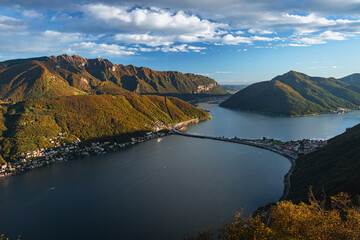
[
  {"left": 0, "top": 54, "right": 226, "bottom": 102},
  {"left": 0, "top": 94, "right": 210, "bottom": 161},
  {"left": 339, "top": 73, "right": 360, "bottom": 86},
  {"left": 288, "top": 123, "right": 360, "bottom": 203},
  {"left": 220, "top": 71, "right": 360, "bottom": 116}
]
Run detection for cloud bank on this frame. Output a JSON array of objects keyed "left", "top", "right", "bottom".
[{"left": 0, "top": 0, "right": 360, "bottom": 58}]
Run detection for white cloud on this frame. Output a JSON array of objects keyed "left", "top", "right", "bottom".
[
  {"left": 196, "top": 73, "right": 213, "bottom": 76},
  {"left": 309, "top": 65, "right": 340, "bottom": 69},
  {"left": 284, "top": 43, "right": 310, "bottom": 47},
  {"left": 84, "top": 4, "right": 226, "bottom": 36},
  {"left": 187, "top": 45, "right": 206, "bottom": 52},
  {"left": 221, "top": 34, "right": 281, "bottom": 45},
  {"left": 294, "top": 30, "right": 347, "bottom": 45},
  {"left": 114, "top": 33, "right": 174, "bottom": 46},
  {"left": 319, "top": 30, "right": 347, "bottom": 40},
  {"left": 72, "top": 42, "right": 136, "bottom": 55},
  {"left": 161, "top": 44, "right": 189, "bottom": 52},
  {"left": 159, "top": 44, "right": 206, "bottom": 53},
  {"left": 222, "top": 34, "right": 252, "bottom": 45},
  {"left": 235, "top": 30, "right": 245, "bottom": 35},
  {"left": 252, "top": 36, "right": 281, "bottom": 41},
  {"left": 80, "top": 4, "right": 229, "bottom": 49},
  {"left": 22, "top": 9, "right": 42, "bottom": 18},
  {"left": 0, "top": 15, "right": 26, "bottom": 31},
  {"left": 248, "top": 29, "right": 274, "bottom": 35},
  {"left": 138, "top": 47, "right": 160, "bottom": 52},
  {"left": 1, "top": 1, "right": 360, "bottom": 55},
  {"left": 42, "top": 30, "right": 88, "bottom": 42}
]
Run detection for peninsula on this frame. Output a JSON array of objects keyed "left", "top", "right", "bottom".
[{"left": 220, "top": 71, "right": 360, "bottom": 116}]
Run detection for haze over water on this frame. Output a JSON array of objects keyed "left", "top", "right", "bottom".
[{"left": 0, "top": 102, "right": 359, "bottom": 240}]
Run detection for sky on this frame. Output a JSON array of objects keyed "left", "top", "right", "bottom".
[{"left": 1, "top": 0, "right": 360, "bottom": 84}]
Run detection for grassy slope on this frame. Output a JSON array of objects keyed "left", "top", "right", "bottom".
[
  {"left": 0, "top": 94, "right": 210, "bottom": 161},
  {"left": 288, "top": 123, "right": 360, "bottom": 203},
  {"left": 0, "top": 61, "right": 87, "bottom": 102}
]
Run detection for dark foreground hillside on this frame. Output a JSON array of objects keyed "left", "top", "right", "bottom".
[
  {"left": 221, "top": 71, "right": 360, "bottom": 116},
  {"left": 0, "top": 94, "right": 210, "bottom": 162},
  {"left": 188, "top": 192, "right": 360, "bottom": 240},
  {"left": 288, "top": 123, "right": 360, "bottom": 203}
]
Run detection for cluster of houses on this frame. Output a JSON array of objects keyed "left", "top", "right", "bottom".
[
  {"left": 251, "top": 137, "right": 327, "bottom": 158},
  {"left": 0, "top": 163, "right": 15, "bottom": 177},
  {"left": 329, "top": 107, "right": 351, "bottom": 114},
  {"left": 194, "top": 83, "right": 216, "bottom": 93},
  {"left": 0, "top": 131, "right": 169, "bottom": 177},
  {"left": 152, "top": 121, "right": 173, "bottom": 132}
]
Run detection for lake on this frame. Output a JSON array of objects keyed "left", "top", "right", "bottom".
[
  {"left": 189, "top": 102, "right": 360, "bottom": 141},
  {"left": 0, "top": 102, "right": 359, "bottom": 239}
]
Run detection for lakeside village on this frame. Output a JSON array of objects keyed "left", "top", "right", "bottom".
[
  {"left": 174, "top": 119, "right": 328, "bottom": 160},
  {"left": 230, "top": 136, "right": 327, "bottom": 159},
  {"left": 1, "top": 122, "right": 327, "bottom": 178},
  {"left": 0, "top": 130, "right": 169, "bottom": 178}
]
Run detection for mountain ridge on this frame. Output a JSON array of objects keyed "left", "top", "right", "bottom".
[{"left": 0, "top": 54, "right": 226, "bottom": 102}]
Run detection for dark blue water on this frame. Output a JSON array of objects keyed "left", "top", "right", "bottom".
[{"left": 0, "top": 102, "right": 359, "bottom": 240}]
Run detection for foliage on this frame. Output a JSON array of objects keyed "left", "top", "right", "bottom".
[
  {"left": 221, "top": 71, "right": 360, "bottom": 116},
  {"left": 0, "top": 234, "right": 21, "bottom": 240},
  {"left": 340, "top": 73, "right": 360, "bottom": 86},
  {"left": 0, "top": 94, "right": 210, "bottom": 161},
  {"left": 288, "top": 123, "right": 360, "bottom": 203},
  {"left": 0, "top": 54, "right": 226, "bottom": 102},
  {"left": 188, "top": 192, "right": 360, "bottom": 240}
]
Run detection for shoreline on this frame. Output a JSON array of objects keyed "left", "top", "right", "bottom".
[
  {"left": 0, "top": 117, "right": 207, "bottom": 178},
  {"left": 171, "top": 126, "right": 328, "bottom": 213},
  {"left": 219, "top": 106, "right": 359, "bottom": 118},
  {"left": 0, "top": 130, "right": 171, "bottom": 178}
]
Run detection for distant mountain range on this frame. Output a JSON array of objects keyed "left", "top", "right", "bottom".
[
  {"left": 288, "top": 122, "right": 360, "bottom": 203},
  {"left": 220, "top": 84, "right": 247, "bottom": 94},
  {"left": 220, "top": 71, "right": 360, "bottom": 116},
  {"left": 0, "top": 54, "right": 226, "bottom": 102}
]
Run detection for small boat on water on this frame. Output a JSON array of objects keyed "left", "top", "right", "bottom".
[{"left": 157, "top": 138, "right": 163, "bottom": 142}]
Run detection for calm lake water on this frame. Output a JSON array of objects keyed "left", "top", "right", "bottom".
[
  {"left": 0, "top": 102, "right": 359, "bottom": 240},
  {"left": 189, "top": 102, "right": 360, "bottom": 141}
]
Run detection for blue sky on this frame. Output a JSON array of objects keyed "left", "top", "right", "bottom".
[{"left": 1, "top": 0, "right": 360, "bottom": 84}]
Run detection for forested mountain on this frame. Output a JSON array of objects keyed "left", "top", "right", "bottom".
[
  {"left": 220, "top": 71, "right": 360, "bottom": 116},
  {"left": 0, "top": 54, "right": 226, "bottom": 102},
  {"left": 0, "top": 94, "right": 210, "bottom": 162},
  {"left": 339, "top": 73, "right": 360, "bottom": 85}
]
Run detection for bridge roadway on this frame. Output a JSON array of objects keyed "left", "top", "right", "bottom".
[{"left": 172, "top": 126, "right": 296, "bottom": 201}]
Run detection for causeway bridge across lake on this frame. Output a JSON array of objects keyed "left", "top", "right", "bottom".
[{"left": 172, "top": 122, "right": 296, "bottom": 201}]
